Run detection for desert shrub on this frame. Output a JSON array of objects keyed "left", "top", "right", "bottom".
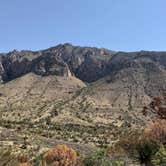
[
  {"left": 18, "top": 155, "right": 29, "bottom": 163},
  {"left": 33, "top": 154, "right": 43, "bottom": 166},
  {"left": 116, "top": 134, "right": 140, "bottom": 157},
  {"left": 116, "top": 135, "right": 159, "bottom": 166},
  {"left": 152, "top": 145, "right": 166, "bottom": 166},
  {"left": 144, "top": 119, "right": 166, "bottom": 145},
  {"left": 150, "top": 97, "right": 162, "bottom": 109},
  {"left": 157, "top": 107, "right": 166, "bottom": 119},
  {"left": 142, "top": 106, "right": 148, "bottom": 116},
  {"left": 150, "top": 95, "right": 166, "bottom": 119},
  {"left": 0, "top": 147, "right": 19, "bottom": 166},
  {"left": 0, "top": 147, "right": 31, "bottom": 166},
  {"left": 107, "top": 144, "right": 132, "bottom": 166},
  {"left": 18, "top": 155, "right": 31, "bottom": 166},
  {"left": 82, "top": 149, "right": 112, "bottom": 166},
  {"left": 110, "top": 160, "right": 126, "bottom": 166},
  {"left": 135, "top": 136, "right": 159, "bottom": 166},
  {"left": 44, "top": 144, "right": 77, "bottom": 166}
]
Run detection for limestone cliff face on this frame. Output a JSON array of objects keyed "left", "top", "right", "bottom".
[
  {"left": 0, "top": 44, "right": 115, "bottom": 82},
  {"left": 0, "top": 47, "right": 73, "bottom": 82},
  {"left": 0, "top": 44, "right": 166, "bottom": 106}
]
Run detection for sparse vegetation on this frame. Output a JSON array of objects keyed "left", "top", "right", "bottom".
[
  {"left": 82, "top": 149, "right": 111, "bottom": 166},
  {"left": 0, "top": 45, "right": 166, "bottom": 165}
]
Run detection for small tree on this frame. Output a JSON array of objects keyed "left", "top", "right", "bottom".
[{"left": 44, "top": 144, "right": 77, "bottom": 166}]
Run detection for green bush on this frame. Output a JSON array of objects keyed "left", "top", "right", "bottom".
[
  {"left": 152, "top": 146, "right": 166, "bottom": 166},
  {"left": 82, "top": 149, "right": 125, "bottom": 166},
  {"left": 83, "top": 149, "right": 111, "bottom": 166},
  {"left": 117, "top": 135, "right": 160, "bottom": 166},
  {"left": 135, "top": 137, "right": 159, "bottom": 165}
]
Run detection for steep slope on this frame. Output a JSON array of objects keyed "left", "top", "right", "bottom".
[
  {"left": 0, "top": 73, "right": 86, "bottom": 122},
  {"left": 88, "top": 51, "right": 166, "bottom": 109}
]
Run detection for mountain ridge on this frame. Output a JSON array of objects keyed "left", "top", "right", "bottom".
[
  {"left": 0, "top": 44, "right": 166, "bottom": 108},
  {"left": 0, "top": 43, "right": 166, "bottom": 83}
]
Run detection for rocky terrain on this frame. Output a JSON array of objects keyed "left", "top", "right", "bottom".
[{"left": 0, "top": 43, "right": 166, "bottom": 165}]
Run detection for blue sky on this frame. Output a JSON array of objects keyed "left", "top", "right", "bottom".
[{"left": 0, "top": 0, "right": 166, "bottom": 52}]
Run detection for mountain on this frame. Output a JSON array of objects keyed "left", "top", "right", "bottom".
[
  {"left": 0, "top": 43, "right": 115, "bottom": 83},
  {"left": 0, "top": 43, "right": 166, "bottom": 160},
  {"left": 0, "top": 44, "right": 165, "bottom": 106}
]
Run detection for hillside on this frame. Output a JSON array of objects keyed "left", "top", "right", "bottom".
[{"left": 0, "top": 43, "right": 166, "bottom": 165}]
